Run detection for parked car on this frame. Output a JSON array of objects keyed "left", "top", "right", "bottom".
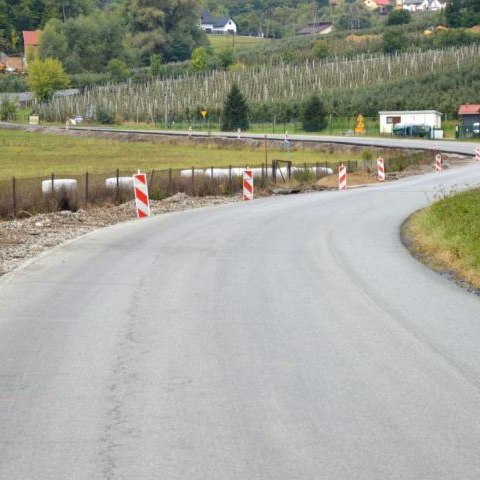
[{"left": 392, "top": 123, "right": 431, "bottom": 138}]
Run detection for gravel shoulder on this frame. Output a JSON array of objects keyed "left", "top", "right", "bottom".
[{"left": 0, "top": 194, "right": 240, "bottom": 277}]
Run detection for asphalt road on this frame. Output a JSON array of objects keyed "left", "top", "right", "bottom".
[
  {"left": 72, "top": 125, "right": 480, "bottom": 156},
  {"left": 1, "top": 162, "right": 480, "bottom": 479}
]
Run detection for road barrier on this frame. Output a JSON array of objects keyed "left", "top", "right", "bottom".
[
  {"left": 243, "top": 169, "right": 254, "bottom": 200},
  {"left": 339, "top": 164, "right": 347, "bottom": 190},
  {"left": 377, "top": 157, "right": 385, "bottom": 182},
  {"left": 435, "top": 153, "right": 442, "bottom": 173},
  {"left": 133, "top": 172, "right": 150, "bottom": 218}
]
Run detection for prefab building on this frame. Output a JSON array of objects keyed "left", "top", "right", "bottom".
[{"left": 379, "top": 110, "right": 442, "bottom": 134}]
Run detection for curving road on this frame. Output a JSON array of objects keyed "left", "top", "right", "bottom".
[
  {"left": 1, "top": 158, "right": 480, "bottom": 479},
  {"left": 69, "top": 125, "right": 479, "bottom": 155}
]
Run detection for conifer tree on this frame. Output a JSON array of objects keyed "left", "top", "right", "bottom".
[
  {"left": 302, "top": 94, "right": 326, "bottom": 132},
  {"left": 221, "top": 83, "right": 249, "bottom": 132}
]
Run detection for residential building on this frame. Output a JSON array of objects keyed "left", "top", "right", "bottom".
[
  {"left": 23, "top": 30, "right": 40, "bottom": 67},
  {"left": 458, "top": 104, "right": 480, "bottom": 131},
  {"left": 200, "top": 11, "right": 237, "bottom": 35},
  {"left": 401, "top": 0, "right": 446, "bottom": 11}
]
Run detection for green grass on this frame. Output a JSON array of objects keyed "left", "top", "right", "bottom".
[
  {"left": 207, "top": 34, "right": 273, "bottom": 53},
  {"left": 0, "top": 128, "right": 361, "bottom": 180},
  {"left": 405, "top": 189, "right": 480, "bottom": 289}
]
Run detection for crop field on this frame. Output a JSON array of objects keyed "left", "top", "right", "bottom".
[
  {"left": 0, "top": 129, "right": 362, "bottom": 180},
  {"left": 41, "top": 45, "right": 480, "bottom": 123}
]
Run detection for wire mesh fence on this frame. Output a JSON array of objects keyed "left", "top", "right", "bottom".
[{"left": 0, "top": 160, "right": 359, "bottom": 219}]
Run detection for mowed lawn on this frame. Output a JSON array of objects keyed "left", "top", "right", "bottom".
[
  {"left": 207, "top": 34, "right": 273, "bottom": 52},
  {"left": 0, "top": 129, "right": 355, "bottom": 180}
]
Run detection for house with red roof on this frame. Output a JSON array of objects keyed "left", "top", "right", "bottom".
[
  {"left": 458, "top": 104, "right": 480, "bottom": 136},
  {"left": 364, "top": 0, "right": 392, "bottom": 14},
  {"left": 23, "top": 30, "right": 41, "bottom": 67}
]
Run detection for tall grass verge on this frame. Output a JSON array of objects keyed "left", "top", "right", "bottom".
[{"left": 404, "top": 188, "right": 480, "bottom": 290}]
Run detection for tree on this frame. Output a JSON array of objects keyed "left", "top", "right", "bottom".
[
  {"left": 445, "top": 0, "right": 480, "bottom": 27},
  {"left": 221, "top": 83, "right": 249, "bottom": 131},
  {"left": 217, "top": 47, "right": 235, "bottom": 69},
  {"left": 382, "top": 27, "right": 406, "bottom": 54},
  {"left": 107, "top": 58, "right": 130, "bottom": 82},
  {"left": 302, "top": 94, "right": 326, "bottom": 132},
  {"left": 387, "top": 9, "right": 411, "bottom": 26},
  {"left": 124, "top": 0, "right": 207, "bottom": 64},
  {"left": 27, "top": 57, "right": 69, "bottom": 102},
  {"left": 190, "top": 47, "right": 208, "bottom": 71},
  {"left": 40, "top": 12, "right": 126, "bottom": 73},
  {"left": 149, "top": 53, "right": 163, "bottom": 76}
]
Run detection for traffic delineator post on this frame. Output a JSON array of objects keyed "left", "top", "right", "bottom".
[
  {"left": 435, "top": 153, "right": 442, "bottom": 173},
  {"left": 243, "top": 169, "right": 254, "bottom": 200},
  {"left": 338, "top": 164, "right": 347, "bottom": 191},
  {"left": 475, "top": 148, "right": 480, "bottom": 162},
  {"left": 377, "top": 157, "right": 385, "bottom": 182},
  {"left": 133, "top": 171, "right": 150, "bottom": 218}
]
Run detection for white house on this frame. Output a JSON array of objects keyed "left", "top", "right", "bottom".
[
  {"left": 379, "top": 110, "right": 442, "bottom": 134},
  {"left": 200, "top": 11, "right": 237, "bottom": 34},
  {"left": 401, "top": 0, "right": 445, "bottom": 11}
]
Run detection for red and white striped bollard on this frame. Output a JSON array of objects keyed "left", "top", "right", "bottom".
[
  {"left": 133, "top": 171, "right": 151, "bottom": 218},
  {"left": 338, "top": 164, "right": 347, "bottom": 191},
  {"left": 377, "top": 157, "right": 385, "bottom": 182},
  {"left": 475, "top": 148, "right": 480, "bottom": 162},
  {"left": 435, "top": 153, "right": 442, "bottom": 173},
  {"left": 243, "top": 169, "right": 254, "bottom": 200}
]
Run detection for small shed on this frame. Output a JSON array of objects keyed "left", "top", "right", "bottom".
[
  {"left": 458, "top": 104, "right": 480, "bottom": 129},
  {"left": 379, "top": 110, "right": 442, "bottom": 134}
]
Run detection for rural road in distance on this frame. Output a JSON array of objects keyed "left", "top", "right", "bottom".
[{"left": 1, "top": 155, "right": 480, "bottom": 478}]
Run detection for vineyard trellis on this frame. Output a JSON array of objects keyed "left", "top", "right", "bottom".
[{"left": 40, "top": 45, "right": 480, "bottom": 123}]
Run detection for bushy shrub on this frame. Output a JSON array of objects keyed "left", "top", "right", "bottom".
[
  {"left": 0, "top": 97, "right": 17, "bottom": 121},
  {"left": 96, "top": 106, "right": 115, "bottom": 124}
]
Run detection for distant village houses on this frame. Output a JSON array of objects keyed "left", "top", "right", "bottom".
[
  {"left": 399, "top": 0, "right": 446, "bottom": 12},
  {"left": 364, "top": 0, "right": 445, "bottom": 12},
  {"left": 199, "top": 11, "right": 237, "bottom": 35}
]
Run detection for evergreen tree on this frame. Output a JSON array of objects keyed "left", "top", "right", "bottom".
[
  {"left": 221, "top": 83, "right": 249, "bottom": 131},
  {"left": 302, "top": 94, "right": 326, "bottom": 132}
]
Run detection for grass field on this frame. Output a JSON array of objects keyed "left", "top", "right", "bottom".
[
  {"left": 0, "top": 129, "right": 362, "bottom": 180},
  {"left": 207, "top": 34, "right": 273, "bottom": 53},
  {"left": 404, "top": 189, "right": 480, "bottom": 289}
]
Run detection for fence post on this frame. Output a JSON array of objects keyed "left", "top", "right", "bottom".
[
  {"left": 264, "top": 134, "right": 268, "bottom": 167},
  {"left": 229, "top": 165, "right": 232, "bottom": 193},
  {"left": 115, "top": 168, "right": 120, "bottom": 203},
  {"left": 316, "top": 162, "right": 319, "bottom": 180},
  {"left": 191, "top": 166, "right": 195, "bottom": 195},
  {"left": 85, "top": 172, "right": 89, "bottom": 209},
  {"left": 149, "top": 169, "right": 155, "bottom": 189},
  {"left": 12, "top": 176, "right": 16, "bottom": 219}
]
